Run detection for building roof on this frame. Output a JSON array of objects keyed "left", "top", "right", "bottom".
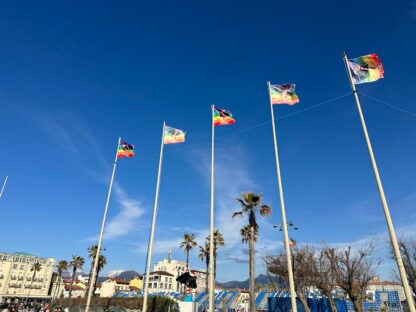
[
  {"left": 150, "top": 271, "right": 174, "bottom": 277},
  {"left": 65, "top": 285, "right": 85, "bottom": 291},
  {"left": 369, "top": 281, "right": 401, "bottom": 286},
  {"left": 103, "top": 278, "right": 130, "bottom": 285}
]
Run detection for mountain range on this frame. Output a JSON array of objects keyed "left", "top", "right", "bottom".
[{"left": 216, "top": 274, "right": 285, "bottom": 289}]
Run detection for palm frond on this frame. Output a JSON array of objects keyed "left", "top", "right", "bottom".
[
  {"left": 259, "top": 205, "right": 272, "bottom": 216},
  {"left": 232, "top": 211, "right": 243, "bottom": 219}
]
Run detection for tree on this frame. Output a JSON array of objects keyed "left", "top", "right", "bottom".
[
  {"left": 54, "top": 260, "right": 68, "bottom": 299},
  {"left": 26, "top": 262, "right": 42, "bottom": 302},
  {"left": 180, "top": 233, "right": 197, "bottom": 270},
  {"left": 332, "top": 245, "right": 378, "bottom": 312},
  {"left": 240, "top": 224, "right": 258, "bottom": 244},
  {"left": 93, "top": 254, "right": 107, "bottom": 295},
  {"left": 233, "top": 192, "right": 272, "bottom": 312},
  {"left": 206, "top": 229, "right": 225, "bottom": 280},
  {"left": 267, "top": 247, "right": 312, "bottom": 312},
  {"left": 198, "top": 242, "right": 210, "bottom": 292},
  {"left": 86, "top": 245, "right": 107, "bottom": 297},
  {"left": 69, "top": 255, "right": 85, "bottom": 298},
  {"left": 395, "top": 238, "right": 416, "bottom": 295},
  {"left": 309, "top": 248, "right": 339, "bottom": 312}
]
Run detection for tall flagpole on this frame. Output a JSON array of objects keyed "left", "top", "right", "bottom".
[
  {"left": 343, "top": 52, "right": 416, "bottom": 312},
  {"left": 142, "top": 122, "right": 166, "bottom": 312},
  {"left": 85, "top": 137, "right": 121, "bottom": 312},
  {"left": 208, "top": 105, "right": 215, "bottom": 312},
  {"left": 267, "top": 81, "right": 298, "bottom": 312},
  {"left": 0, "top": 176, "right": 8, "bottom": 200}
]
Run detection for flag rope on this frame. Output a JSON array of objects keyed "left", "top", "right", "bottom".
[
  {"left": 138, "top": 92, "right": 351, "bottom": 161},
  {"left": 360, "top": 92, "right": 416, "bottom": 119}
]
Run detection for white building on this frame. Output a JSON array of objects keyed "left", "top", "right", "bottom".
[
  {"left": 366, "top": 279, "right": 406, "bottom": 302},
  {"left": 147, "top": 271, "right": 175, "bottom": 293},
  {"left": 153, "top": 251, "right": 187, "bottom": 292},
  {"left": 0, "top": 252, "right": 55, "bottom": 302}
]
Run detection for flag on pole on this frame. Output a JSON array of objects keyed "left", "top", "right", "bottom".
[
  {"left": 117, "top": 142, "right": 135, "bottom": 158},
  {"left": 289, "top": 238, "right": 296, "bottom": 247},
  {"left": 213, "top": 107, "right": 235, "bottom": 126},
  {"left": 164, "top": 126, "right": 186, "bottom": 144},
  {"left": 348, "top": 53, "right": 384, "bottom": 84},
  {"left": 269, "top": 84, "right": 299, "bottom": 105}
]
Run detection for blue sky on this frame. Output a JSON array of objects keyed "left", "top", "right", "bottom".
[{"left": 1, "top": 0, "right": 416, "bottom": 282}]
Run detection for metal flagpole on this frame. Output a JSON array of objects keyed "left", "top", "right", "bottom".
[
  {"left": 0, "top": 176, "right": 8, "bottom": 200},
  {"left": 85, "top": 137, "right": 121, "bottom": 312},
  {"left": 343, "top": 52, "right": 416, "bottom": 312},
  {"left": 142, "top": 122, "right": 166, "bottom": 312},
  {"left": 208, "top": 105, "right": 215, "bottom": 312},
  {"left": 267, "top": 81, "right": 298, "bottom": 312}
]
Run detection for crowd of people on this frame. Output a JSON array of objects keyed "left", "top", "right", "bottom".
[{"left": 0, "top": 303, "right": 53, "bottom": 312}]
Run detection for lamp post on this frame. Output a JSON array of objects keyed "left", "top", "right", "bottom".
[{"left": 273, "top": 222, "right": 299, "bottom": 297}]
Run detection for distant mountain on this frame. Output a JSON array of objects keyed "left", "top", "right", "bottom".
[
  {"left": 107, "top": 270, "right": 125, "bottom": 278},
  {"left": 216, "top": 274, "right": 284, "bottom": 289},
  {"left": 116, "top": 270, "right": 142, "bottom": 280}
]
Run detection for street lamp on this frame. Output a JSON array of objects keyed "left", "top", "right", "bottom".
[{"left": 273, "top": 221, "right": 299, "bottom": 232}]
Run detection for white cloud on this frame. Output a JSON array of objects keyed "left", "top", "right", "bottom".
[
  {"left": 28, "top": 109, "right": 146, "bottom": 241},
  {"left": 101, "top": 184, "right": 146, "bottom": 240},
  {"left": 188, "top": 144, "right": 257, "bottom": 251}
]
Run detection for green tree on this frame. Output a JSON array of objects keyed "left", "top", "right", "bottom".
[
  {"left": 206, "top": 229, "right": 225, "bottom": 280},
  {"left": 93, "top": 254, "right": 107, "bottom": 295},
  {"left": 198, "top": 242, "right": 210, "bottom": 292},
  {"left": 26, "top": 262, "right": 42, "bottom": 302},
  {"left": 233, "top": 192, "right": 272, "bottom": 312},
  {"left": 69, "top": 255, "right": 85, "bottom": 298},
  {"left": 180, "top": 233, "right": 197, "bottom": 270},
  {"left": 54, "top": 260, "right": 68, "bottom": 299},
  {"left": 85, "top": 245, "right": 98, "bottom": 297}
]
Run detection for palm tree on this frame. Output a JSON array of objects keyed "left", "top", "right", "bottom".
[
  {"left": 69, "top": 255, "right": 85, "bottom": 298},
  {"left": 53, "top": 260, "right": 68, "bottom": 299},
  {"left": 232, "top": 192, "right": 272, "bottom": 312},
  {"left": 92, "top": 254, "right": 107, "bottom": 296},
  {"left": 240, "top": 224, "right": 258, "bottom": 244},
  {"left": 180, "top": 233, "right": 197, "bottom": 270},
  {"left": 26, "top": 262, "right": 42, "bottom": 302},
  {"left": 86, "top": 245, "right": 98, "bottom": 297},
  {"left": 206, "top": 229, "right": 225, "bottom": 280},
  {"left": 198, "top": 242, "right": 210, "bottom": 292}
]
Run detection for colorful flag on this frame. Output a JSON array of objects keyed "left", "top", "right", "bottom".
[
  {"left": 269, "top": 84, "right": 299, "bottom": 105},
  {"left": 213, "top": 107, "right": 235, "bottom": 126},
  {"left": 289, "top": 238, "right": 296, "bottom": 247},
  {"left": 117, "top": 142, "right": 135, "bottom": 158},
  {"left": 164, "top": 126, "right": 186, "bottom": 144},
  {"left": 348, "top": 53, "right": 384, "bottom": 84}
]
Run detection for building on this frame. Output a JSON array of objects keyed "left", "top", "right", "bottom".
[
  {"left": 0, "top": 252, "right": 55, "bottom": 303},
  {"left": 129, "top": 277, "right": 143, "bottom": 291},
  {"left": 147, "top": 271, "right": 175, "bottom": 293},
  {"left": 100, "top": 278, "right": 130, "bottom": 298},
  {"left": 367, "top": 279, "right": 406, "bottom": 302},
  {"left": 153, "top": 250, "right": 201, "bottom": 292},
  {"left": 63, "top": 284, "right": 85, "bottom": 298},
  {"left": 191, "top": 270, "right": 208, "bottom": 293}
]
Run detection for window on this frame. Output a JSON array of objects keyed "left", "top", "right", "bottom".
[
  {"left": 13, "top": 264, "right": 17, "bottom": 269},
  {"left": 168, "top": 284, "right": 172, "bottom": 289},
  {"left": 20, "top": 265, "right": 25, "bottom": 270},
  {"left": 154, "top": 283, "right": 157, "bottom": 288},
  {"left": 169, "top": 278, "right": 172, "bottom": 283}
]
